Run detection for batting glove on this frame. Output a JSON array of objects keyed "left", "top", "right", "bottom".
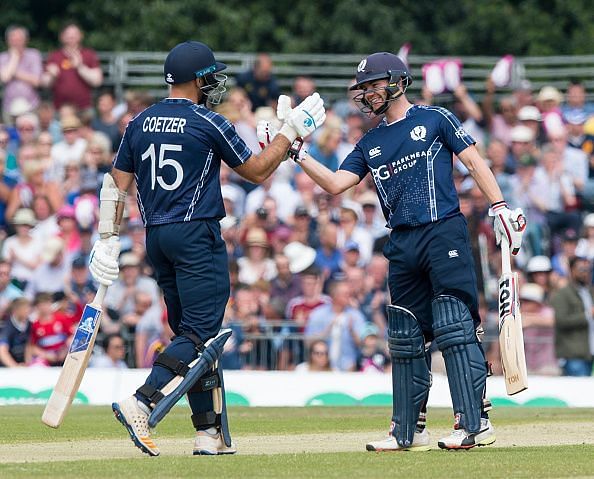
[
  {"left": 490, "top": 201, "right": 527, "bottom": 255},
  {"left": 89, "top": 236, "right": 121, "bottom": 286},
  {"left": 257, "top": 120, "right": 279, "bottom": 151},
  {"left": 278, "top": 93, "right": 326, "bottom": 142}
]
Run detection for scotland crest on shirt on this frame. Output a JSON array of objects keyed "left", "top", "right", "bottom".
[{"left": 410, "top": 125, "right": 427, "bottom": 141}]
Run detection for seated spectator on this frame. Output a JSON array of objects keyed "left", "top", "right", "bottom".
[
  {"left": 548, "top": 126, "right": 588, "bottom": 195},
  {"left": 291, "top": 75, "right": 316, "bottom": 106},
  {"left": 103, "top": 252, "right": 160, "bottom": 334},
  {"left": 15, "top": 112, "right": 40, "bottom": 147},
  {"left": 337, "top": 200, "right": 373, "bottom": 266},
  {"left": 0, "top": 25, "right": 42, "bottom": 124},
  {"left": 305, "top": 279, "right": 366, "bottom": 371},
  {"left": 124, "top": 291, "right": 163, "bottom": 368},
  {"left": 0, "top": 260, "right": 23, "bottom": 321},
  {"left": 519, "top": 283, "right": 558, "bottom": 375},
  {"left": 360, "top": 254, "right": 389, "bottom": 330},
  {"left": 315, "top": 222, "right": 342, "bottom": 283},
  {"left": 564, "top": 110, "right": 594, "bottom": 156},
  {"left": 29, "top": 292, "right": 77, "bottom": 366},
  {"left": 525, "top": 255, "right": 558, "bottom": 300},
  {"left": 0, "top": 297, "right": 31, "bottom": 366},
  {"left": 357, "top": 323, "right": 390, "bottom": 373},
  {"left": 289, "top": 204, "right": 320, "bottom": 250},
  {"left": 91, "top": 333, "right": 127, "bottom": 368},
  {"left": 482, "top": 77, "right": 518, "bottom": 146},
  {"left": 575, "top": 213, "right": 594, "bottom": 262},
  {"left": 561, "top": 79, "right": 594, "bottom": 118},
  {"left": 66, "top": 254, "right": 95, "bottom": 305},
  {"left": 235, "top": 53, "right": 280, "bottom": 111},
  {"left": 550, "top": 257, "right": 594, "bottom": 376},
  {"left": 356, "top": 191, "right": 387, "bottom": 242},
  {"left": 56, "top": 205, "right": 82, "bottom": 259},
  {"left": 295, "top": 339, "right": 331, "bottom": 372},
  {"left": 307, "top": 119, "right": 344, "bottom": 172},
  {"left": 24, "top": 236, "right": 69, "bottom": 300},
  {"left": 37, "top": 101, "right": 62, "bottom": 143},
  {"left": 537, "top": 86, "right": 564, "bottom": 135},
  {"left": 2, "top": 208, "right": 42, "bottom": 289},
  {"left": 341, "top": 241, "right": 361, "bottom": 274},
  {"left": 42, "top": 22, "right": 102, "bottom": 111},
  {"left": 49, "top": 115, "right": 87, "bottom": 181},
  {"left": 237, "top": 227, "right": 277, "bottom": 285},
  {"left": 517, "top": 105, "right": 546, "bottom": 146},
  {"left": 551, "top": 229, "right": 579, "bottom": 280}
]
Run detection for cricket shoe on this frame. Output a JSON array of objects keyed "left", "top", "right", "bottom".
[
  {"left": 193, "top": 427, "right": 237, "bottom": 455},
  {"left": 438, "top": 418, "right": 496, "bottom": 450},
  {"left": 112, "top": 396, "right": 160, "bottom": 456},
  {"left": 366, "top": 428, "right": 431, "bottom": 452}
]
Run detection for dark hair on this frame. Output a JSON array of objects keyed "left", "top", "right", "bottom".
[
  {"left": 301, "top": 265, "right": 321, "bottom": 278},
  {"left": 569, "top": 256, "right": 590, "bottom": 270},
  {"left": 103, "top": 333, "right": 124, "bottom": 352}
]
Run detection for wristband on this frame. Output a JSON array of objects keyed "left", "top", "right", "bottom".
[
  {"left": 489, "top": 200, "right": 507, "bottom": 216},
  {"left": 287, "top": 138, "right": 306, "bottom": 163},
  {"left": 279, "top": 123, "right": 298, "bottom": 143}
]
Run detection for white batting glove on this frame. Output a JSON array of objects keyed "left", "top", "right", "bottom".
[
  {"left": 89, "top": 236, "right": 121, "bottom": 286},
  {"left": 257, "top": 120, "right": 279, "bottom": 150},
  {"left": 278, "top": 92, "right": 326, "bottom": 142},
  {"left": 490, "top": 201, "right": 527, "bottom": 255}
]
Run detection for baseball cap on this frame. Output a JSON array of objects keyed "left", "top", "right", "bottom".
[
  {"left": 345, "top": 240, "right": 360, "bottom": 252},
  {"left": 520, "top": 283, "right": 544, "bottom": 304},
  {"left": 42, "top": 236, "right": 65, "bottom": 263},
  {"left": 517, "top": 105, "right": 541, "bottom": 122},
  {"left": 510, "top": 125, "right": 534, "bottom": 143},
  {"left": 164, "top": 41, "right": 226, "bottom": 85},
  {"left": 360, "top": 323, "right": 379, "bottom": 341},
  {"left": 526, "top": 255, "right": 552, "bottom": 274},
  {"left": 72, "top": 255, "right": 87, "bottom": 268},
  {"left": 350, "top": 52, "right": 411, "bottom": 91},
  {"left": 294, "top": 205, "right": 310, "bottom": 217},
  {"left": 562, "top": 229, "right": 578, "bottom": 242}
]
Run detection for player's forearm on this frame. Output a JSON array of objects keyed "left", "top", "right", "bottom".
[
  {"left": 236, "top": 135, "right": 290, "bottom": 183},
  {"left": 300, "top": 154, "right": 349, "bottom": 195},
  {"left": 458, "top": 147, "right": 504, "bottom": 204}
]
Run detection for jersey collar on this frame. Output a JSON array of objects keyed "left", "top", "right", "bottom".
[
  {"left": 162, "top": 97, "right": 196, "bottom": 105},
  {"left": 383, "top": 104, "right": 416, "bottom": 126}
]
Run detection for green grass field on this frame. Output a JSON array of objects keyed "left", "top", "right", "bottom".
[{"left": 1, "top": 406, "right": 593, "bottom": 478}]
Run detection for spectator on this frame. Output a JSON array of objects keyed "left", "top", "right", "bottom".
[
  {"left": 2, "top": 208, "right": 42, "bottom": 289},
  {"left": 307, "top": 119, "right": 344, "bottom": 172},
  {"left": 56, "top": 205, "right": 82, "bottom": 259},
  {"left": 357, "top": 323, "right": 390, "bottom": 373},
  {"left": 341, "top": 241, "right": 362, "bottom": 274},
  {"left": 245, "top": 173, "right": 301, "bottom": 223},
  {"left": 235, "top": 53, "right": 280, "bottom": 111},
  {"left": 315, "top": 221, "right": 342, "bottom": 282},
  {"left": 220, "top": 88, "right": 260, "bottom": 152},
  {"left": 0, "top": 297, "right": 31, "bottom": 366},
  {"left": 91, "top": 333, "right": 128, "bottom": 368},
  {"left": 517, "top": 105, "right": 546, "bottom": 147},
  {"left": 237, "top": 227, "right": 277, "bottom": 285},
  {"left": 294, "top": 339, "right": 331, "bottom": 372},
  {"left": 305, "top": 279, "right": 366, "bottom": 371},
  {"left": 337, "top": 200, "right": 373, "bottom": 266},
  {"left": 91, "top": 89, "right": 120, "bottom": 151},
  {"left": 29, "top": 292, "right": 76, "bottom": 366},
  {"left": 519, "top": 283, "right": 558, "bottom": 375},
  {"left": 30, "top": 194, "right": 60, "bottom": 243},
  {"left": 66, "top": 254, "right": 95, "bottom": 305},
  {"left": 563, "top": 110, "right": 594, "bottom": 157},
  {"left": 487, "top": 138, "right": 514, "bottom": 196},
  {"left": 550, "top": 256, "right": 594, "bottom": 376},
  {"left": 561, "top": 79, "right": 594, "bottom": 118},
  {"left": 49, "top": 115, "right": 88, "bottom": 182},
  {"left": 220, "top": 303, "right": 245, "bottom": 370},
  {"left": 289, "top": 204, "right": 320, "bottom": 249},
  {"left": 548, "top": 126, "right": 588, "bottom": 195},
  {"left": 126, "top": 291, "right": 163, "bottom": 368},
  {"left": 0, "top": 25, "right": 42, "bottom": 124},
  {"left": 42, "top": 23, "right": 103, "bottom": 111},
  {"left": 220, "top": 163, "right": 246, "bottom": 218},
  {"left": 0, "top": 260, "right": 23, "bottom": 321},
  {"left": 451, "top": 84, "right": 486, "bottom": 146},
  {"left": 24, "top": 236, "right": 69, "bottom": 300},
  {"left": 37, "top": 101, "right": 62, "bottom": 143},
  {"left": 525, "top": 255, "right": 557, "bottom": 300},
  {"left": 269, "top": 253, "right": 302, "bottom": 318},
  {"left": 285, "top": 265, "right": 330, "bottom": 333},
  {"left": 360, "top": 254, "right": 389, "bottom": 330},
  {"left": 576, "top": 214, "right": 594, "bottom": 262},
  {"left": 102, "top": 252, "right": 160, "bottom": 334},
  {"left": 291, "top": 76, "right": 316, "bottom": 106},
  {"left": 509, "top": 125, "right": 537, "bottom": 173},
  {"left": 551, "top": 229, "right": 579, "bottom": 280},
  {"left": 482, "top": 78, "right": 518, "bottom": 146},
  {"left": 537, "top": 86, "right": 564, "bottom": 135},
  {"left": 14, "top": 112, "right": 40, "bottom": 147},
  {"left": 357, "top": 191, "right": 387, "bottom": 243}
]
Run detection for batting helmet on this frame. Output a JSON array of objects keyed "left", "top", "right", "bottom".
[
  {"left": 350, "top": 52, "right": 412, "bottom": 91},
  {"left": 164, "top": 41, "right": 227, "bottom": 104},
  {"left": 350, "top": 52, "right": 412, "bottom": 116}
]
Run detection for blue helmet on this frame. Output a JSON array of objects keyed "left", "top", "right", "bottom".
[
  {"left": 350, "top": 52, "right": 412, "bottom": 116},
  {"left": 164, "top": 41, "right": 227, "bottom": 104},
  {"left": 349, "top": 52, "right": 412, "bottom": 91}
]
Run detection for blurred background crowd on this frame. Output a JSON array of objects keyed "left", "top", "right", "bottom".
[{"left": 0, "top": 23, "right": 593, "bottom": 378}]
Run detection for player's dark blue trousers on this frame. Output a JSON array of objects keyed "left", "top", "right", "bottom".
[
  {"left": 137, "top": 219, "right": 229, "bottom": 421},
  {"left": 383, "top": 212, "right": 481, "bottom": 339}
]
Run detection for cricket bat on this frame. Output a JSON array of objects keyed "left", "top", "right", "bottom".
[
  {"left": 42, "top": 284, "right": 108, "bottom": 428},
  {"left": 498, "top": 239, "right": 528, "bottom": 395}
]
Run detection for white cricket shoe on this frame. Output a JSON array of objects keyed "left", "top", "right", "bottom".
[
  {"left": 366, "top": 428, "right": 431, "bottom": 452},
  {"left": 193, "top": 427, "right": 237, "bottom": 455},
  {"left": 438, "top": 418, "right": 496, "bottom": 450},
  {"left": 112, "top": 396, "right": 160, "bottom": 456}
]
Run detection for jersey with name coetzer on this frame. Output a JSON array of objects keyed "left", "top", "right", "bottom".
[
  {"left": 113, "top": 98, "right": 252, "bottom": 226},
  {"left": 340, "top": 105, "right": 475, "bottom": 229}
]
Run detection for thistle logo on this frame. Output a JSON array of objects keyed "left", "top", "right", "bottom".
[
  {"left": 448, "top": 249, "right": 459, "bottom": 258},
  {"left": 166, "top": 73, "right": 174, "bottom": 84},
  {"left": 357, "top": 59, "right": 367, "bottom": 72},
  {"left": 410, "top": 125, "right": 426, "bottom": 141},
  {"left": 369, "top": 146, "right": 382, "bottom": 159}
]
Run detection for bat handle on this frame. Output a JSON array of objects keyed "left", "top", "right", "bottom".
[
  {"left": 93, "top": 284, "right": 108, "bottom": 305},
  {"left": 500, "top": 238, "right": 512, "bottom": 274}
]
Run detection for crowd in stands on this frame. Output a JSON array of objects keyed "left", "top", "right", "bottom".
[{"left": 0, "top": 25, "right": 593, "bottom": 377}]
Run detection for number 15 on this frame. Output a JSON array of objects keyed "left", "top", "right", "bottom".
[{"left": 141, "top": 143, "right": 184, "bottom": 191}]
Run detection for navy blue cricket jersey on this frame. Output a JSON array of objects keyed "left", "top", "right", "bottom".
[
  {"left": 340, "top": 105, "right": 475, "bottom": 229},
  {"left": 113, "top": 98, "right": 252, "bottom": 226}
]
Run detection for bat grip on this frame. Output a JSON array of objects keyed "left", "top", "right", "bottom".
[
  {"left": 93, "top": 284, "right": 108, "bottom": 305},
  {"left": 500, "top": 238, "right": 512, "bottom": 274}
]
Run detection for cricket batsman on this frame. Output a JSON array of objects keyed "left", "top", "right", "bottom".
[
  {"left": 88, "top": 41, "right": 325, "bottom": 456},
  {"left": 258, "top": 52, "right": 526, "bottom": 450}
]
